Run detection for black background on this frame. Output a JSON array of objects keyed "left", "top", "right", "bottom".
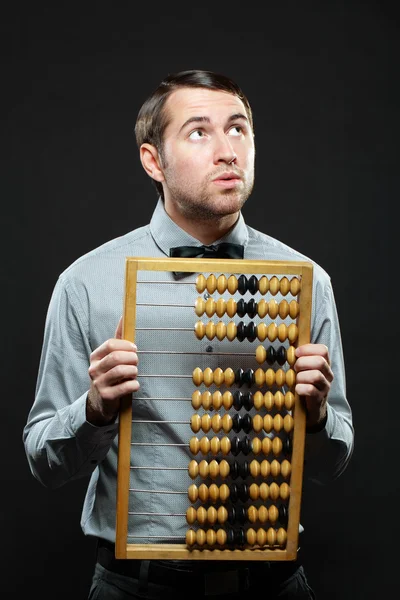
[{"left": 2, "top": 2, "right": 398, "bottom": 598}]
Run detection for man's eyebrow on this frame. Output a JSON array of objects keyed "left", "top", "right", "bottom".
[{"left": 179, "top": 113, "right": 249, "bottom": 133}]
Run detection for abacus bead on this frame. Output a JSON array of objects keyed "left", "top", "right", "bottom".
[
  {"left": 274, "top": 391, "right": 284, "bottom": 409},
  {"left": 280, "top": 482, "right": 290, "bottom": 500},
  {"left": 230, "top": 437, "right": 241, "bottom": 456},
  {"left": 222, "top": 391, "right": 233, "bottom": 409},
  {"left": 274, "top": 414, "right": 284, "bottom": 432},
  {"left": 243, "top": 368, "right": 254, "bottom": 385},
  {"left": 205, "top": 322, "right": 216, "bottom": 340},
  {"left": 194, "top": 321, "right": 205, "bottom": 340},
  {"left": 272, "top": 437, "right": 283, "bottom": 455},
  {"left": 220, "top": 437, "right": 231, "bottom": 455},
  {"left": 281, "top": 460, "right": 291, "bottom": 478},
  {"left": 230, "top": 484, "right": 238, "bottom": 503},
  {"left": 212, "top": 391, "right": 222, "bottom": 409},
  {"left": 285, "top": 391, "right": 295, "bottom": 409},
  {"left": 199, "top": 459, "right": 209, "bottom": 478},
  {"left": 247, "top": 528, "right": 257, "bottom": 545},
  {"left": 213, "top": 367, "right": 224, "bottom": 386},
  {"left": 219, "top": 459, "right": 230, "bottom": 478},
  {"left": 286, "top": 369, "right": 296, "bottom": 388},
  {"left": 192, "top": 391, "right": 202, "bottom": 409},
  {"left": 268, "top": 299, "right": 279, "bottom": 319},
  {"left": 217, "top": 505, "right": 227, "bottom": 523},
  {"left": 242, "top": 414, "right": 253, "bottom": 434},
  {"left": 199, "top": 483, "right": 209, "bottom": 502},
  {"left": 203, "top": 367, "right": 214, "bottom": 387},
  {"left": 227, "top": 275, "right": 238, "bottom": 294},
  {"left": 232, "top": 414, "right": 242, "bottom": 433},
  {"left": 211, "top": 414, "right": 221, "bottom": 432},
  {"left": 226, "top": 298, "right": 236, "bottom": 317},
  {"left": 261, "top": 437, "right": 272, "bottom": 455},
  {"left": 226, "top": 322, "right": 237, "bottom": 341},
  {"left": 279, "top": 299, "right": 289, "bottom": 319},
  {"left": 270, "top": 482, "right": 280, "bottom": 500},
  {"left": 257, "top": 323, "right": 268, "bottom": 341},
  {"left": 257, "top": 299, "right": 268, "bottom": 318},
  {"left": 221, "top": 414, "right": 233, "bottom": 433},
  {"left": 256, "top": 345, "right": 266, "bottom": 364},
  {"left": 284, "top": 414, "right": 294, "bottom": 432},
  {"left": 217, "top": 275, "right": 227, "bottom": 294},
  {"left": 277, "top": 346, "right": 287, "bottom": 366},
  {"left": 197, "top": 506, "right": 207, "bottom": 524},
  {"left": 259, "top": 483, "right": 269, "bottom": 500},
  {"left": 207, "top": 275, "right": 217, "bottom": 294},
  {"left": 195, "top": 297, "right": 205, "bottom": 316},
  {"left": 248, "top": 275, "right": 259, "bottom": 294},
  {"left": 246, "top": 323, "right": 257, "bottom": 342},
  {"left": 200, "top": 437, "right": 211, "bottom": 454},
  {"left": 243, "top": 392, "right": 253, "bottom": 411},
  {"left": 208, "top": 484, "right": 218, "bottom": 503},
  {"left": 263, "top": 391, "right": 274, "bottom": 410},
  {"left": 188, "top": 460, "right": 199, "bottom": 478},
  {"left": 219, "top": 483, "right": 230, "bottom": 502},
  {"left": 189, "top": 437, "right": 200, "bottom": 454},
  {"left": 267, "top": 323, "right": 278, "bottom": 342},
  {"left": 196, "top": 529, "right": 207, "bottom": 546},
  {"left": 241, "top": 437, "right": 252, "bottom": 455},
  {"left": 238, "top": 483, "right": 249, "bottom": 502},
  {"left": 250, "top": 459, "right": 261, "bottom": 477},
  {"left": 288, "top": 323, "right": 298, "bottom": 343},
  {"left": 253, "top": 414, "right": 264, "bottom": 433},
  {"left": 260, "top": 460, "right": 271, "bottom": 478},
  {"left": 210, "top": 437, "right": 220, "bottom": 455},
  {"left": 253, "top": 391, "right": 264, "bottom": 409},
  {"left": 248, "top": 506, "right": 258, "bottom": 523},
  {"left": 193, "top": 368, "right": 203, "bottom": 386},
  {"left": 249, "top": 483, "right": 259, "bottom": 500},
  {"left": 258, "top": 505, "right": 269, "bottom": 523},
  {"left": 186, "top": 529, "right": 196, "bottom": 546},
  {"left": 236, "top": 299, "right": 246, "bottom": 317},
  {"left": 216, "top": 321, "right": 226, "bottom": 341},
  {"left": 201, "top": 413, "right": 212, "bottom": 432},
  {"left": 224, "top": 368, "right": 235, "bottom": 386},
  {"left": 216, "top": 529, "right": 227, "bottom": 545},
  {"left": 280, "top": 277, "right": 290, "bottom": 296},
  {"left": 267, "top": 528, "right": 277, "bottom": 546},
  {"left": 287, "top": 346, "right": 296, "bottom": 366},
  {"left": 202, "top": 391, "right": 212, "bottom": 410},
  {"left": 257, "top": 528, "right": 267, "bottom": 546},
  {"left": 275, "top": 369, "right": 285, "bottom": 387},
  {"left": 233, "top": 390, "right": 243, "bottom": 410},
  {"left": 205, "top": 297, "right": 216, "bottom": 317},
  {"left": 191, "top": 414, "right": 201, "bottom": 433},
  {"left": 290, "top": 277, "right": 301, "bottom": 295},
  {"left": 216, "top": 298, "right": 226, "bottom": 317},
  {"left": 188, "top": 484, "right": 198, "bottom": 502},
  {"left": 277, "top": 528, "right": 287, "bottom": 547},
  {"left": 290, "top": 299, "right": 299, "bottom": 318},
  {"left": 265, "top": 369, "right": 275, "bottom": 387},
  {"left": 266, "top": 346, "right": 276, "bottom": 365},
  {"left": 259, "top": 276, "right": 269, "bottom": 295},
  {"left": 196, "top": 274, "right": 206, "bottom": 293},
  {"left": 237, "top": 321, "right": 246, "bottom": 342},
  {"left": 247, "top": 299, "right": 257, "bottom": 318},
  {"left": 238, "top": 274, "right": 248, "bottom": 295},
  {"left": 206, "top": 529, "right": 217, "bottom": 546},
  {"left": 271, "top": 459, "right": 281, "bottom": 477},
  {"left": 278, "top": 323, "right": 288, "bottom": 342},
  {"left": 209, "top": 459, "right": 220, "bottom": 479},
  {"left": 255, "top": 368, "right": 265, "bottom": 386},
  {"left": 252, "top": 437, "right": 262, "bottom": 455},
  {"left": 263, "top": 414, "right": 274, "bottom": 433},
  {"left": 270, "top": 276, "right": 280, "bottom": 295}
]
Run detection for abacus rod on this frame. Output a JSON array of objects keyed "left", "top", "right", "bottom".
[
  {"left": 137, "top": 351, "right": 253, "bottom": 357},
  {"left": 131, "top": 466, "right": 187, "bottom": 471},
  {"left": 132, "top": 419, "right": 189, "bottom": 424},
  {"left": 130, "top": 488, "right": 187, "bottom": 494},
  {"left": 129, "top": 511, "right": 185, "bottom": 517}
]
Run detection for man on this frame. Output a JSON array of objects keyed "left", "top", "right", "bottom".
[{"left": 23, "top": 70, "right": 354, "bottom": 599}]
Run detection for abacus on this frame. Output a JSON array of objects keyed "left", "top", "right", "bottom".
[{"left": 116, "top": 257, "right": 313, "bottom": 561}]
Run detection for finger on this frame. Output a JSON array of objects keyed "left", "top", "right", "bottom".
[
  {"left": 90, "top": 338, "right": 137, "bottom": 361},
  {"left": 115, "top": 316, "right": 123, "bottom": 339},
  {"left": 295, "top": 343, "right": 330, "bottom": 364},
  {"left": 91, "top": 365, "right": 139, "bottom": 400},
  {"left": 294, "top": 355, "right": 334, "bottom": 382}
]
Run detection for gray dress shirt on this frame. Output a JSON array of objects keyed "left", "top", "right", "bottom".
[{"left": 23, "top": 198, "right": 354, "bottom": 545}]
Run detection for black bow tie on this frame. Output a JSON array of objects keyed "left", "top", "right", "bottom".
[
  {"left": 169, "top": 242, "right": 244, "bottom": 278},
  {"left": 170, "top": 242, "right": 244, "bottom": 259}
]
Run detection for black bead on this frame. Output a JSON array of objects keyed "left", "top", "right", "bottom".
[
  {"left": 236, "top": 299, "right": 246, "bottom": 318},
  {"left": 241, "top": 414, "right": 252, "bottom": 434},
  {"left": 227, "top": 506, "right": 236, "bottom": 525},
  {"left": 236, "top": 506, "right": 247, "bottom": 524},
  {"left": 235, "top": 528, "right": 246, "bottom": 546},
  {"left": 266, "top": 346, "right": 276, "bottom": 365},
  {"left": 230, "top": 461, "right": 239, "bottom": 480},
  {"left": 238, "top": 275, "right": 248, "bottom": 295},
  {"left": 277, "top": 346, "right": 287, "bottom": 366},
  {"left": 248, "top": 275, "right": 259, "bottom": 295},
  {"left": 246, "top": 322, "right": 257, "bottom": 343},
  {"left": 238, "top": 483, "right": 249, "bottom": 502},
  {"left": 226, "top": 528, "right": 235, "bottom": 545},
  {"left": 235, "top": 368, "right": 244, "bottom": 385},
  {"left": 233, "top": 390, "right": 243, "bottom": 411},
  {"left": 230, "top": 437, "right": 241, "bottom": 456},
  {"left": 239, "top": 461, "right": 249, "bottom": 479},
  {"left": 230, "top": 484, "right": 238, "bottom": 503},
  {"left": 243, "top": 392, "right": 253, "bottom": 411},
  {"left": 237, "top": 322, "right": 246, "bottom": 342},
  {"left": 247, "top": 298, "right": 257, "bottom": 318},
  {"left": 242, "top": 368, "right": 254, "bottom": 386},
  {"left": 241, "top": 437, "right": 252, "bottom": 455},
  {"left": 232, "top": 414, "right": 242, "bottom": 433},
  {"left": 279, "top": 504, "right": 288, "bottom": 525}
]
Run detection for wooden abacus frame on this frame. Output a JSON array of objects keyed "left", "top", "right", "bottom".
[{"left": 116, "top": 257, "right": 313, "bottom": 561}]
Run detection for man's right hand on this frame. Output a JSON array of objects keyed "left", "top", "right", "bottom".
[{"left": 86, "top": 317, "right": 139, "bottom": 426}]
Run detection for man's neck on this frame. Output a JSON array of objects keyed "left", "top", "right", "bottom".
[{"left": 164, "top": 203, "right": 240, "bottom": 245}]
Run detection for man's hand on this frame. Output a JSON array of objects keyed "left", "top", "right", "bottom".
[
  {"left": 86, "top": 317, "right": 139, "bottom": 426},
  {"left": 294, "top": 343, "right": 333, "bottom": 432}
]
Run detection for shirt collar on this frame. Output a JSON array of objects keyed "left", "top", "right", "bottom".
[{"left": 149, "top": 198, "right": 249, "bottom": 256}]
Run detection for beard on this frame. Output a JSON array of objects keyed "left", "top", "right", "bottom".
[{"left": 162, "top": 166, "right": 255, "bottom": 222}]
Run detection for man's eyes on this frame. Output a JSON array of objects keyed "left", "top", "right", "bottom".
[{"left": 188, "top": 125, "right": 244, "bottom": 140}]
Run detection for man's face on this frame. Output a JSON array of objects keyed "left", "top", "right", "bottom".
[{"left": 159, "top": 87, "right": 255, "bottom": 223}]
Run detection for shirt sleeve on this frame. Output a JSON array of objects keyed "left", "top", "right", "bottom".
[
  {"left": 22, "top": 274, "right": 118, "bottom": 489},
  {"left": 303, "top": 275, "right": 354, "bottom": 485}
]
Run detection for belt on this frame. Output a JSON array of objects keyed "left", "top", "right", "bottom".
[{"left": 96, "top": 538, "right": 300, "bottom": 592}]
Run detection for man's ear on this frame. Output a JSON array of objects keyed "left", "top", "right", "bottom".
[{"left": 140, "top": 143, "right": 165, "bottom": 183}]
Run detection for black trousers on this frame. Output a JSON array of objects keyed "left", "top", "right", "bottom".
[{"left": 88, "top": 539, "right": 316, "bottom": 599}]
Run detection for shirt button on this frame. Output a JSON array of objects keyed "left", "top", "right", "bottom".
[
  {"left": 206, "top": 345, "right": 213, "bottom": 353},
  {"left": 204, "top": 292, "right": 211, "bottom": 300}
]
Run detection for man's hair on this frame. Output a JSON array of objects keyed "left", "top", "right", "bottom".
[{"left": 134, "top": 69, "right": 254, "bottom": 200}]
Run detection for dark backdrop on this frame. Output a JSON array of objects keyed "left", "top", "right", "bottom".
[{"left": 2, "top": 2, "right": 397, "bottom": 598}]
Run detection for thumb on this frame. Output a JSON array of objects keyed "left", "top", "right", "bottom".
[{"left": 115, "top": 316, "right": 123, "bottom": 339}]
